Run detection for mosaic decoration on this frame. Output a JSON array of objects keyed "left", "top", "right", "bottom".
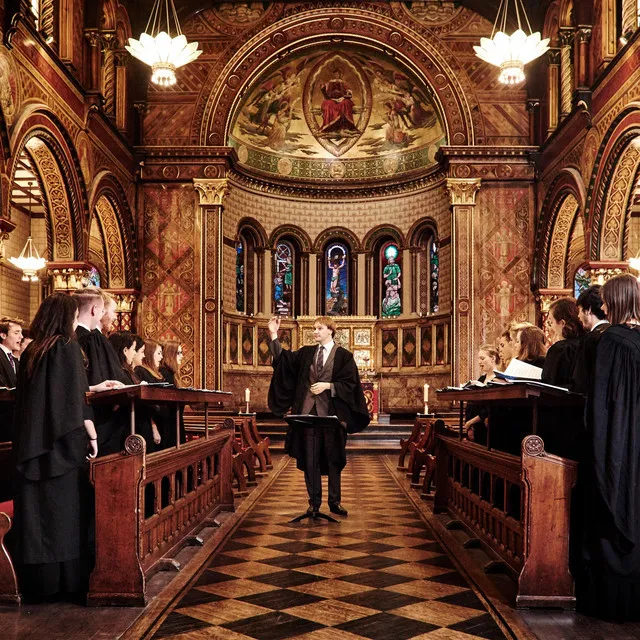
[
  {"left": 325, "top": 242, "right": 349, "bottom": 316},
  {"left": 381, "top": 242, "right": 402, "bottom": 317},
  {"left": 273, "top": 241, "right": 293, "bottom": 315},
  {"left": 421, "top": 325, "right": 433, "bottom": 366},
  {"left": 381, "top": 328, "right": 399, "bottom": 368},
  {"left": 574, "top": 267, "right": 590, "bottom": 299},
  {"left": 354, "top": 328, "right": 371, "bottom": 346},
  {"left": 235, "top": 241, "right": 244, "bottom": 313},
  {"left": 430, "top": 239, "right": 440, "bottom": 313},
  {"left": 402, "top": 328, "right": 417, "bottom": 367},
  {"left": 242, "top": 325, "right": 253, "bottom": 365},
  {"left": 435, "top": 323, "right": 446, "bottom": 365},
  {"left": 257, "top": 327, "right": 271, "bottom": 366},
  {"left": 229, "top": 323, "right": 238, "bottom": 364},
  {"left": 229, "top": 46, "right": 446, "bottom": 181}
]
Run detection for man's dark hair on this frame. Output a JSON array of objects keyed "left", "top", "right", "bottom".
[{"left": 576, "top": 285, "right": 606, "bottom": 320}]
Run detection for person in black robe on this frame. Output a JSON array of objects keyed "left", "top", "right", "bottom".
[
  {"left": 573, "top": 285, "right": 609, "bottom": 395},
  {"left": 268, "top": 316, "right": 369, "bottom": 515},
  {"left": 0, "top": 317, "right": 23, "bottom": 443},
  {"left": 465, "top": 345, "right": 500, "bottom": 446},
  {"left": 574, "top": 274, "right": 640, "bottom": 621},
  {"left": 542, "top": 298, "right": 584, "bottom": 387},
  {"left": 159, "top": 341, "right": 186, "bottom": 447},
  {"left": 73, "top": 288, "right": 127, "bottom": 455},
  {"left": 9, "top": 293, "right": 100, "bottom": 602}
]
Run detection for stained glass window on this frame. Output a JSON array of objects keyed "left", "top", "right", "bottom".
[
  {"left": 236, "top": 241, "right": 244, "bottom": 313},
  {"left": 430, "top": 238, "right": 439, "bottom": 313},
  {"left": 274, "top": 241, "right": 294, "bottom": 316},
  {"left": 381, "top": 242, "right": 402, "bottom": 317},
  {"left": 574, "top": 267, "right": 590, "bottom": 298},
  {"left": 325, "top": 242, "right": 349, "bottom": 316},
  {"left": 88, "top": 266, "right": 101, "bottom": 287}
]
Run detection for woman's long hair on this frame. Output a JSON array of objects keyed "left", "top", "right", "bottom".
[
  {"left": 549, "top": 298, "right": 584, "bottom": 340},
  {"left": 140, "top": 339, "right": 163, "bottom": 380},
  {"left": 162, "top": 341, "right": 183, "bottom": 387},
  {"left": 108, "top": 331, "right": 139, "bottom": 383},
  {"left": 517, "top": 326, "right": 547, "bottom": 363},
  {"left": 601, "top": 274, "right": 640, "bottom": 325},
  {"left": 26, "top": 293, "right": 78, "bottom": 378}
]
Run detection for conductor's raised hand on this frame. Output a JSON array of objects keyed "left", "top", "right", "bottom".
[
  {"left": 310, "top": 382, "right": 331, "bottom": 395},
  {"left": 268, "top": 316, "right": 281, "bottom": 340}
]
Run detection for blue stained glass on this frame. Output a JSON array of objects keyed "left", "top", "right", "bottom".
[
  {"left": 574, "top": 267, "right": 590, "bottom": 299},
  {"left": 88, "top": 267, "right": 101, "bottom": 287},
  {"left": 325, "top": 242, "right": 349, "bottom": 316}
]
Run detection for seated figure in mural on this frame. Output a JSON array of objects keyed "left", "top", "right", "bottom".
[{"left": 320, "top": 68, "right": 358, "bottom": 135}]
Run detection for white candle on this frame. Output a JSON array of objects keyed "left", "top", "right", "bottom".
[
  {"left": 245, "top": 388, "right": 250, "bottom": 402},
  {"left": 423, "top": 383, "right": 429, "bottom": 403}
]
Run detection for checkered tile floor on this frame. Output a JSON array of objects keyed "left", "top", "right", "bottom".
[{"left": 150, "top": 456, "right": 507, "bottom": 640}]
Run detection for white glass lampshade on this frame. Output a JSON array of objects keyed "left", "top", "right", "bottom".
[{"left": 9, "top": 237, "right": 46, "bottom": 282}]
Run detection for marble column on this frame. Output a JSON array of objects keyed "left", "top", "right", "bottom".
[
  {"left": 446, "top": 178, "right": 481, "bottom": 386},
  {"left": 193, "top": 178, "right": 229, "bottom": 390}
]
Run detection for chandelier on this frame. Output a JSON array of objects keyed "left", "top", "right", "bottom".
[
  {"left": 125, "top": 0, "right": 202, "bottom": 87},
  {"left": 474, "top": 0, "right": 550, "bottom": 85},
  {"left": 9, "top": 183, "right": 46, "bottom": 281}
]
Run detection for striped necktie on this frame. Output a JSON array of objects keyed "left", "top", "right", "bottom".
[{"left": 315, "top": 346, "right": 324, "bottom": 374}]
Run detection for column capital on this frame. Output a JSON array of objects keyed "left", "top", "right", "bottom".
[
  {"left": 547, "top": 48, "right": 561, "bottom": 65},
  {"left": 445, "top": 178, "right": 481, "bottom": 206},
  {"left": 193, "top": 178, "right": 230, "bottom": 206},
  {"left": 84, "top": 29, "right": 101, "bottom": 47},
  {"left": 577, "top": 26, "right": 592, "bottom": 43},
  {"left": 527, "top": 98, "right": 541, "bottom": 112},
  {"left": 100, "top": 31, "right": 118, "bottom": 51},
  {"left": 534, "top": 288, "right": 573, "bottom": 313},
  {"left": 47, "top": 261, "right": 93, "bottom": 290},
  {"left": 559, "top": 27, "right": 575, "bottom": 47}
]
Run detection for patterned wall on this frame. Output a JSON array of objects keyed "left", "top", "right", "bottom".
[
  {"left": 140, "top": 184, "right": 200, "bottom": 388},
  {"left": 474, "top": 185, "right": 536, "bottom": 365}
]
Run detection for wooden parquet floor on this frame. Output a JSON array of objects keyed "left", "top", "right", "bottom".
[{"left": 145, "top": 455, "right": 508, "bottom": 640}]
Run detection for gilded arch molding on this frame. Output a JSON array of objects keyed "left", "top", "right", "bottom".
[
  {"left": 362, "top": 225, "right": 405, "bottom": 252},
  {"left": 89, "top": 172, "right": 137, "bottom": 287},
  {"left": 587, "top": 107, "right": 640, "bottom": 260},
  {"left": 236, "top": 216, "right": 268, "bottom": 248},
  {"left": 547, "top": 194, "right": 580, "bottom": 289},
  {"left": 533, "top": 168, "right": 586, "bottom": 288},
  {"left": 313, "top": 227, "right": 361, "bottom": 253},
  {"left": 269, "top": 225, "right": 312, "bottom": 252},
  {"left": 195, "top": 6, "right": 479, "bottom": 148},
  {"left": 8, "top": 111, "right": 88, "bottom": 259}
]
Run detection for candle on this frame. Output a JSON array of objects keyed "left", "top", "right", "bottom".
[
  {"left": 423, "top": 383, "right": 429, "bottom": 403},
  {"left": 245, "top": 388, "right": 251, "bottom": 402}
]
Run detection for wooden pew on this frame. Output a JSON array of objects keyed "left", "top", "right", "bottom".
[
  {"left": 434, "top": 385, "right": 580, "bottom": 609},
  {"left": 0, "top": 438, "right": 19, "bottom": 604},
  {"left": 88, "top": 428, "right": 234, "bottom": 606}
]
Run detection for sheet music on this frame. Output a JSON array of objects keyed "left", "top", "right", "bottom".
[{"left": 499, "top": 358, "right": 543, "bottom": 380}]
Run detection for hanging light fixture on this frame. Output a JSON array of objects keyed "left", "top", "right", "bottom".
[
  {"left": 9, "top": 183, "right": 46, "bottom": 282},
  {"left": 474, "top": 0, "right": 550, "bottom": 85},
  {"left": 125, "top": 0, "right": 202, "bottom": 87}
]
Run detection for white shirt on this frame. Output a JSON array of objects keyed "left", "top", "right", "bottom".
[
  {"left": 0, "top": 344, "right": 14, "bottom": 361},
  {"left": 77, "top": 322, "right": 92, "bottom": 332},
  {"left": 318, "top": 339, "right": 334, "bottom": 365},
  {"left": 591, "top": 319, "right": 608, "bottom": 332}
]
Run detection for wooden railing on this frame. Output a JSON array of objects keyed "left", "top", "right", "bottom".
[
  {"left": 88, "top": 427, "right": 234, "bottom": 606},
  {"left": 434, "top": 433, "right": 577, "bottom": 608}
]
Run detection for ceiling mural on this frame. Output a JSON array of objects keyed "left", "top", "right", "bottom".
[{"left": 228, "top": 46, "right": 447, "bottom": 181}]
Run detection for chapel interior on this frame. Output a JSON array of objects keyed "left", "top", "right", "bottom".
[{"left": 1, "top": 0, "right": 640, "bottom": 638}]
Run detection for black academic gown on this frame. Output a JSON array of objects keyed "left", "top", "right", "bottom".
[
  {"left": 268, "top": 342, "right": 369, "bottom": 473},
  {"left": 9, "top": 339, "right": 92, "bottom": 599},
  {"left": 159, "top": 366, "right": 185, "bottom": 447},
  {"left": 542, "top": 337, "right": 582, "bottom": 387},
  {"left": 572, "top": 322, "right": 609, "bottom": 395},
  {"left": 76, "top": 326, "right": 128, "bottom": 455},
  {"left": 0, "top": 349, "right": 17, "bottom": 443},
  {"left": 574, "top": 324, "right": 640, "bottom": 621}
]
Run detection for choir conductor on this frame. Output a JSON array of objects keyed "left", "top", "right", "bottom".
[{"left": 268, "top": 316, "right": 370, "bottom": 516}]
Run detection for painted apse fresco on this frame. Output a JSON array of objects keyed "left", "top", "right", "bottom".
[{"left": 229, "top": 47, "right": 447, "bottom": 181}]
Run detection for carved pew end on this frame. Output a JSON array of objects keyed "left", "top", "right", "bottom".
[{"left": 0, "top": 510, "right": 20, "bottom": 605}]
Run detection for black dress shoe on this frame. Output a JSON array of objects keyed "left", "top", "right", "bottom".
[{"left": 329, "top": 504, "right": 348, "bottom": 516}]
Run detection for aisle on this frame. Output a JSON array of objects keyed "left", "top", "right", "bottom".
[{"left": 148, "top": 455, "right": 508, "bottom": 640}]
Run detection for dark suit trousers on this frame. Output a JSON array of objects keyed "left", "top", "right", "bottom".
[{"left": 303, "top": 426, "right": 341, "bottom": 510}]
